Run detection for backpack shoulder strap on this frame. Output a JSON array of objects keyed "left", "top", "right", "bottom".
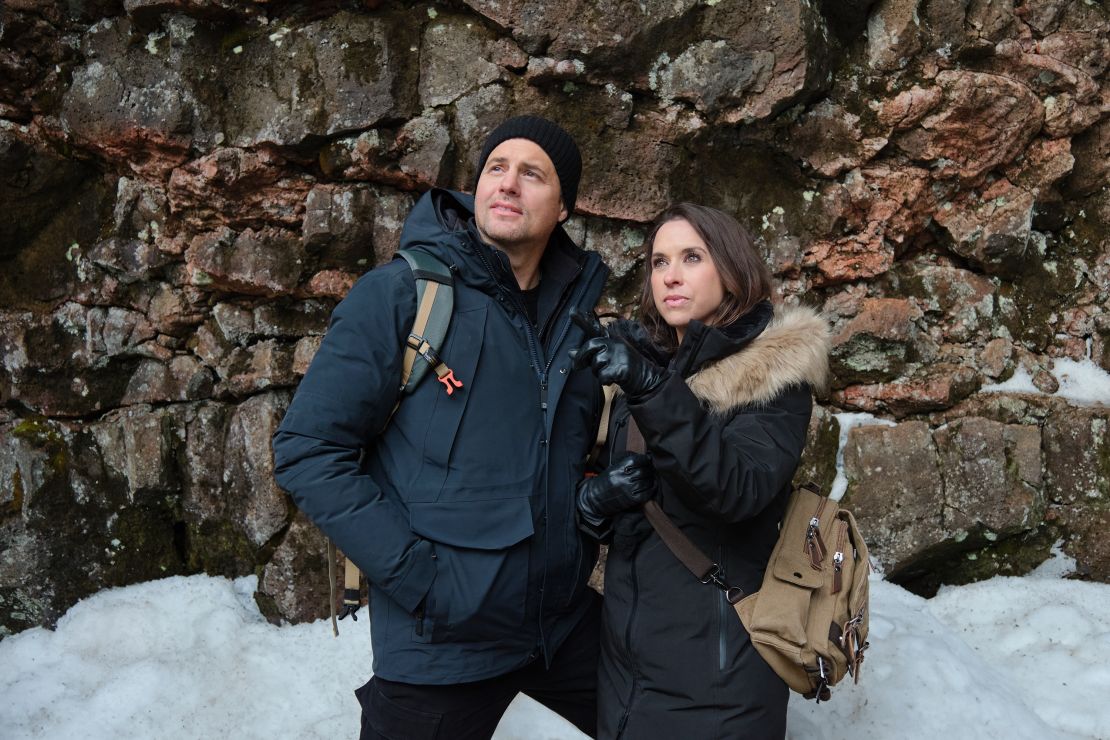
[
  {"left": 330, "top": 249, "right": 458, "bottom": 634},
  {"left": 626, "top": 419, "right": 738, "bottom": 600},
  {"left": 396, "top": 249, "right": 460, "bottom": 396}
]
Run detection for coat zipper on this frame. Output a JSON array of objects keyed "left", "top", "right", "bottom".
[
  {"left": 718, "top": 544, "right": 728, "bottom": 671},
  {"left": 615, "top": 551, "right": 640, "bottom": 739}
]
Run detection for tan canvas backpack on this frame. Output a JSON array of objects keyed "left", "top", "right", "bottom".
[
  {"left": 733, "top": 482, "right": 870, "bottom": 700},
  {"left": 628, "top": 421, "right": 871, "bottom": 701}
]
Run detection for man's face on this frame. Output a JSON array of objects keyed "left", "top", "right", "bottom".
[{"left": 474, "top": 138, "right": 567, "bottom": 254}]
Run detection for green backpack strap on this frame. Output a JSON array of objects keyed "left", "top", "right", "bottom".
[{"left": 396, "top": 249, "right": 461, "bottom": 396}]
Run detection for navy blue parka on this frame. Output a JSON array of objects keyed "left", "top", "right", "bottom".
[{"left": 273, "top": 189, "right": 609, "bottom": 684}]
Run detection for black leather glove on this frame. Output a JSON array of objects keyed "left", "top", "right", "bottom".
[
  {"left": 568, "top": 309, "right": 666, "bottom": 401},
  {"left": 578, "top": 452, "right": 657, "bottom": 524}
]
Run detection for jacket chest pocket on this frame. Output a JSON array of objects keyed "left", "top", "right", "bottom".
[
  {"left": 409, "top": 496, "right": 534, "bottom": 643},
  {"left": 411, "top": 305, "right": 487, "bottom": 483}
]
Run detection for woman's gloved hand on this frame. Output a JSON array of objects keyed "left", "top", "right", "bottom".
[
  {"left": 577, "top": 452, "right": 657, "bottom": 525},
  {"left": 568, "top": 309, "right": 666, "bottom": 401}
]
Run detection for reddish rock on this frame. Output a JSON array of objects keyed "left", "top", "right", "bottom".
[
  {"left": 894, "top": 71, "right": 1044, "bottom": 182},
  {"left": 1003, "top": 137, "right": 1074, "bottom": 195},
  {"left": 933, "top": 178, "right": 1038, "bottom": 277},
  {"left": 877, "top": 85, "right": 944, "bottom": 131},
  {"left": 994, "top": 33, "right": 1106, "bottom": 102},
  {"left": 218, "top": 340, "right": 298, "bottom": 396},
  {"left": 146, "top": 282, "right": 204, "bottom": 336},
  {"left": 576, "top": 109, "right": 687, "bottom": 222},
  {"left": 1042, "top": 92, "right": 1105, "bottom": 139},
  {"left": 803, "top": 226, "right": 894, "bottom": 286},
  {"left": 830, "top": 298, "right": 922, "bottom": 385},
  {"left": 979, "top": 338, "right": 1014, "bottom": 379},
  {"left": 168, "top": 148, "right": 313, "bottom": 232},
  {"left": 834, "top": 363, "right": 981, "bottom": 416},
  {"left": 303, "top": 270, "right": 358, "bottom": 300},
  {"left": 59, "top": 17, "right": 199, "bottom": 177},
  {"left": 965, "top": 0, "right": 1019, "bottom": 42},
  {"left": 1015, "top": 1, "right": 1068, "bottom": 35},
  {"left": 89, "top": 404, "right": 177, "bottom": 495},
  {"left": 813, "top": 165, "right": 935, "bottom": 260},
  {"left": 1032, "top": 368, "right": 1060, "bottom": 394},
  {"left": 1057, "top": 506, "right": 1110, "bottom": 582},
  {"left": 705, "top": 0, "right": 831, "bottom": 123}
]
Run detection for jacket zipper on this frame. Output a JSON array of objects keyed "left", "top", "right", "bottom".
[
  {"left": 615, "top": 551, "right": 640, "bottom": 739},
  {"left": 470, "top": 237, "right": 601, "bottom": 654},
  {"left": 718, "top": 544, "right": 728, "bottom": 671}
]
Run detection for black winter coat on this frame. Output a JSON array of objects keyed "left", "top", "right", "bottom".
[
  {"left": 273, "top": 189, "right": 609, "bottom": 684},
  {"left": 596, "top": 303, "right": 831, "bottom": 740}
]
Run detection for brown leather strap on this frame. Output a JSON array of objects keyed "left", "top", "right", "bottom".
[
  {"left": 642, "top": 501, "right": 718, "bottom": 582},
  {"left": 625, "top": 414, "right": 646, "bottom": 454},
  {"left": 627, "top": 418, "right": 729, "bottom": 591}
]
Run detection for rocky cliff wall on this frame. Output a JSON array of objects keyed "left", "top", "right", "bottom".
[{"left": 1, "top": 0, "right": 1108, "bottom": 635}]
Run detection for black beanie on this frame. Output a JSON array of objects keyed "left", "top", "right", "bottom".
[{"left": 474, "top": 115, "right": 582, "bottom": 218}]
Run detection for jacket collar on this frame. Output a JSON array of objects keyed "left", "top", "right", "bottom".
[
  {"left": 685, "top": 303, "right": 831, "bottom": 413},
  {"left": 670, "top": 300, "right": 775, "bottom": 377}
]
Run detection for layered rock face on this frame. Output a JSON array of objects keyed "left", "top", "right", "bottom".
[{"left": 1, "top": 0, "right": 1107, "bottom": 634}]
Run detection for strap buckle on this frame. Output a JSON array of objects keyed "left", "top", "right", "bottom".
[
  {"left": 700, "top": 564, "right": 728, "bottom": 590},
  {"left": 700, "top": 564, "right": 744, "bottom": 603}
]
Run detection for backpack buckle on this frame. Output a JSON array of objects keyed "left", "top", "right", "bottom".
[
  {"left": 436, "top": 368, "right": 463, "bottom": 395},
  {"left": 700, "top": 564, "right": 728, "bottom": 590}
]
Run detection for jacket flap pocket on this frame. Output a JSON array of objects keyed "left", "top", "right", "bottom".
[{"left": 409, "top": 497, "right": 534, "bottom": 550}]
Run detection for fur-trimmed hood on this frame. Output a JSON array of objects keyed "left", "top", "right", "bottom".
[{"left": 686, "top": 303, "right": 830, "bottom": 414}]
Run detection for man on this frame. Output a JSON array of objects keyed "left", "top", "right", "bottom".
[{"left": 272, "top": 116, "right": 610, "bottom": 739}]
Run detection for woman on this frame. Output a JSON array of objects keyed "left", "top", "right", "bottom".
[{"left": 571, "top": 203, "right": 831, "bottom": 739}]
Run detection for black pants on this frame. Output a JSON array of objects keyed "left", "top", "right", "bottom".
[{"left": 356, "top": 596, "right": 601, "bottom": 740}]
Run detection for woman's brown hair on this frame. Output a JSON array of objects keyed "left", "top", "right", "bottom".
[{"left": 638, "top": 203, "right": 773, "bottom": 351}]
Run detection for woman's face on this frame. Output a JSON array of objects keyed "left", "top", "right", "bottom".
[{"left": 650, "top": 218, "right": 726, "bottom": 340}]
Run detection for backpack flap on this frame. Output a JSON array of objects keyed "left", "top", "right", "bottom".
[
  {"left": 735, "top": 486, "right": 829, "bottom": 695},
  {"left": 735, "top": 484, "right": 871, "bottom": 700}
]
